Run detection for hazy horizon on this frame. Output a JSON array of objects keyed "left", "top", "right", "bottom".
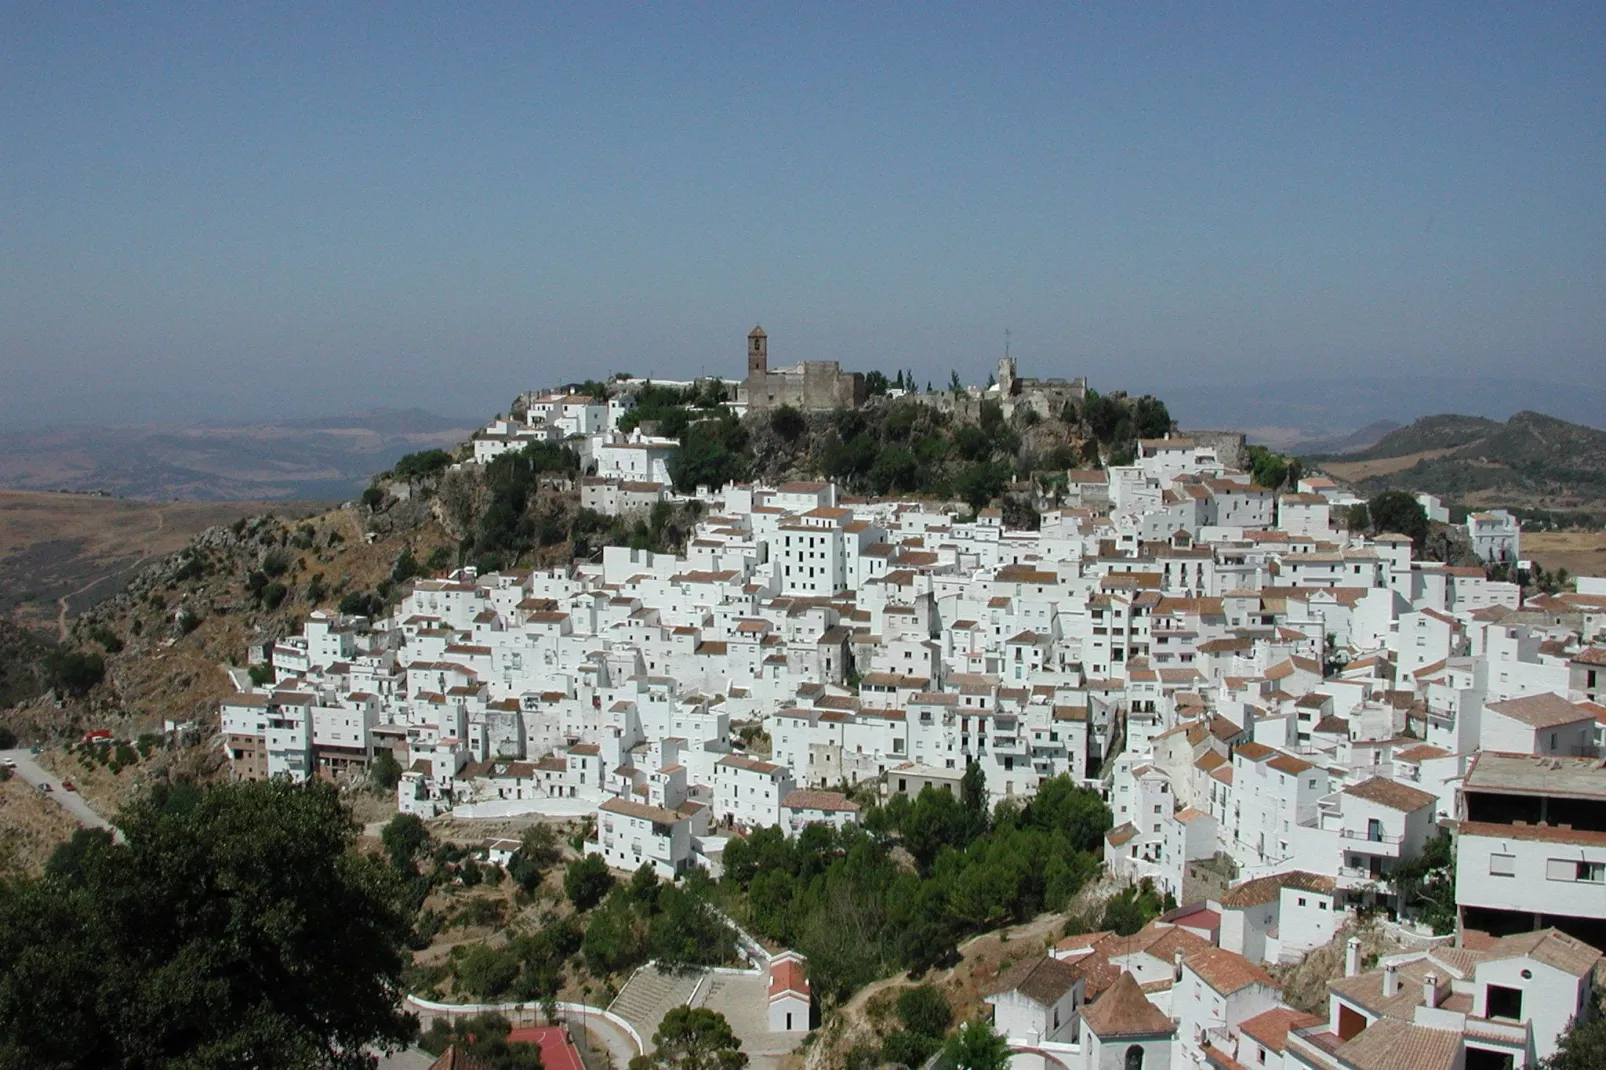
[{"left": 6, "top": 5, "right": 1603, "bottom": 430}]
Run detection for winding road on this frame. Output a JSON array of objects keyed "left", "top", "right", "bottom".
[
  {"left": 1, "top": 749, "right": 119, "bottom": 837},
  {"left": 54, "top": 504, "right": 169, "bottom": 640}
]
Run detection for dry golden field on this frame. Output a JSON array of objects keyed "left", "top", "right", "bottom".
[
  {"left": 0, "top": 490, "right": 327, "bottom": 635},
  {"left": 1523, "top": 530, "right": 1606, "bottom": 579}
]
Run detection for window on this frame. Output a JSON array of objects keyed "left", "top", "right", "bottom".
[
  {"left": 1549, "top": 859, "right": 1606, "bottom": 883},
  {"left": 1124, "top": 1045, "right": 1145, "bottom": 1070},
  {"left": 1486, "top": 984, "right": 1523, "bottom": 1021}
]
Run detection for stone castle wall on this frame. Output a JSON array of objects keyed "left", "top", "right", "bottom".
[{"left": 745, "top": 362, "right": 866, "bottom": 411}]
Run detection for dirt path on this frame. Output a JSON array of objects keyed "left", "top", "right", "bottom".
[{"left": 54, "top": 506, "right": 169, "bottom": 640}]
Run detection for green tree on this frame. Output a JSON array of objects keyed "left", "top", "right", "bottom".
[
  {"left": 1100, "top": 879, "right": 1166, "bottom": 936},
  {"left": 649, "top": 884, "right": 738, "bottom": 970},
  {"left": 43, "top": 827, "right": 114, "bottom": 885},
  {"left": 421, "top": 1013, "right": 545, "bottom": 1070},
  {"left": 636, "top": 1006, "right": 748, "bottom": 1070},
  {"left": 770, "top": 405, "right": 807, "bottom": 442},
  {"left": 393, "top": 449, "right": 454, "bottom": 482},
  {"left": 1130, "top": 395, "right": 1172, "bottom": 439},
  {"left": 943, "top": 1018, "right": 1010, "bottom": 1070},
  {"left": 565, "top": 853, "right": 615, "bottom": 912},
  {"left": 0, "top": 779, "right": 415, "bottom": 1069},
  {"left": 1388, "top": 831, "right": 1456, "bottom": 935},
  {"left": 371, "top": 748, "right": 403, "bottom": 791},
  {"left": 584, "top": 891, "right": 650, "bottom": 974},
  {"left": 953, "top": 463, "right": 1007, "bottom": 511},
  {"left": 455, "top": 943, "right": 521, "bottom": 999},
  {"left": 1341, "top": 502, "right": 1370, "bottom": 531},
  {"left": 1368, "top": 490, "right": 1430, "bottom": 548},
  {"left": 509, "top": 823, "right": 562, "bottom": 893},
  {"left": 881, "top": 1031, "right": 941, "bottom": 1067},
  {"left": 43, "top": 649, "right": 105, "bottom": 696},
  {"left": 1025, "top": 777, "right": 1114, "bottom": 852},
  {"left": 960, "top": 762, "right": 990, "bottom": 839},
  {"left": 896, "top": 983, "right": 952, "bottom": 1038},
  {"left": 382, "top": 812, "right": 430, "bottom": 872},
  {"left": 1543, "top": 1002, "right": 1606, "bottom": 1069}
]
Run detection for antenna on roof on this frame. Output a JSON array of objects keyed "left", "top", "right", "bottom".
[{"left": 1004, "top": 327, "right": 1011, "bottom": 359}]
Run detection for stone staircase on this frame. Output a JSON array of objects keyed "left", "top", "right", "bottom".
[
  {"left": 699, "top": 975, "right": 731, "bottom": 1007},
  {"left": 609, "top": 965, "right": 707, "bottom": 1045}
]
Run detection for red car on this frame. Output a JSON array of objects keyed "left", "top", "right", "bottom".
[{"left": 61, "top": 781, "right": 76, "bottom": 792}]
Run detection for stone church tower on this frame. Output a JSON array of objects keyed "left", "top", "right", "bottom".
[{"left": 748, "top": 325, "right": 768, "bottom": 377}]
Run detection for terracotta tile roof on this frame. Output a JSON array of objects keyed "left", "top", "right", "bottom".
[
  {"left": 1079, "top": 971, "right": 1175, "bottom": 1038},
  {"left": 986, "top": 955, "right": 1081, "bottom": 1005},
  {"left": 782, "top": 790, "right": 860, "bottom": 813},
  {"left": 1185, "top": 947, "right": 1280, "bottom": 995},
  {"left": 1054, "top": 930, "right": 1115, "bottom": 954},
  {"left": 599, "top": 797, "right": 683, "bottom": 824},
  {"left": 1485, "top": 692, "right": 1593, "bottom": 728},
  {"left": 1106, "top": 822, "right": 1139, "bottom": 847},
  {"left": 1237, "top": 1007, "right": 1321, "bottom": 1053},
  {"left": 1332, "top": 1016, "right": 1461, "bottom": 1070},
  {"left": 1267, "top": 753, "right": 1314, "bottom": 774},
  {"left": 1233, "top": 740, "right": 1277, "bottom": 762},
  {"left": 1394, "top": 743, "right": 1450, "bottom": 763},
  {"left": 1342, "top": 776, "right": 1435, "bottom": 812},
  {"left": 1103, "top": 922, "right": 1214, "bottom": 965},
  {"left": 769, "top": 952, "right": 810, "bottom": 998},
  {"left": 1485, "top": 927, "right": 1603, "bottom": 978},
  {"left": 1218, "top": 874, "right": 1284, "bottom": 908}
]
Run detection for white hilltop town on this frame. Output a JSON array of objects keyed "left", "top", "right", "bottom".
[{"left": 218, "top": 329, "right": 1606, "bottom": 1070}]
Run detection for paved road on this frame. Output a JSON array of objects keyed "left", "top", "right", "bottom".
[
  {"left": 574, "top": 1010, "right": 640, "bottom": 1069},
  {"left": 1, "top": 749, "right": 119, "bottom": 837}
]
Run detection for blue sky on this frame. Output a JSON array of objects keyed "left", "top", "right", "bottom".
[{"left": 3, "top": 4, "right": 1603, "bottom": 429}]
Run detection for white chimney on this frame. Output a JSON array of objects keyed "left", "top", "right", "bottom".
[
  {"left": 1423, "top": 972, "right": 1440, "bottom": 1009},
  {"left": 1173, "top": 949, "right": 1185, "bottom": 982},
  {"left": 1345, "top": 937, "right": 1361, "bottom": 977},
  {"left": 1383, "top": 963, "right": 1399, "bottom": 998}
]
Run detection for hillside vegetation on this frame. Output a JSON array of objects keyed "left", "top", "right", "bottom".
[
  {"left": 561, "top": 376, "right": 1179, "bottom": 516},
  {"left": 1309, "top": 410, "right": 1606, "bottom": 515}
]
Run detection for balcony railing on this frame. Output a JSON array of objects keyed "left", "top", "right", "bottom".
[
  {"left": 1338, "top": 865, "right": 1388, "bottom": 882},
  {"left": 1339, "top": 828, "right": 1402, "bottom": 844}
]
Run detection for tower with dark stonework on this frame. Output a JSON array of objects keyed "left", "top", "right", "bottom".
[{"left": 748, "top": 325, "right": 768, "bottom": 377}]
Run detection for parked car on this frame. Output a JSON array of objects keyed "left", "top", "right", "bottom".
[
  {"left": 62, "top": 781, "right": 76, "bottom": 792},
  {"left": 38, "top": 782, "right": 52, "bottom": 792}
]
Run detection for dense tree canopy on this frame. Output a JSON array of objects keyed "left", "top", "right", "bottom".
[
  {"left": 722, "top": 772, "right": 1110, "bottom": 1006},
  {"left": 632, "top": 1006, "right": 748, "bottom": 1070},
  {"left": 1368, "top": 490, "right": 1430, "bottom": 549},
  {"left": 0, "top": 779, "right": 415, "bottom": 1069},
  {"left": 943, "top": 1018, "right": 1010, "bottom": 1070}
]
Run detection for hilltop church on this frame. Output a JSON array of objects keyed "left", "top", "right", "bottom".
[{"left": 738, "top": 325, "right": 866, "bottom": 412}]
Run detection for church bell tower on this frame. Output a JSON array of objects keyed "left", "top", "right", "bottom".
[{"left": 747, "top": 325, "right": 768, "bottom": 377}]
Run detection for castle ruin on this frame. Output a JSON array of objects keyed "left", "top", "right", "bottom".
[
  {"left": 738, "top": 325, "right": 867, "bottom": 412},
  {"left": 993, "top": 357, "right": 1087, "bottom": 421}
]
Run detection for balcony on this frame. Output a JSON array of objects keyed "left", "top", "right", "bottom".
[{"left": 1338, "top": 828, "right": 1403, "bottom": 856}]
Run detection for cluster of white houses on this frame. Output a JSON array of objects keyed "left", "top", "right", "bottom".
[{"left": 222, "top": 401, "right": 1606, "bottom": 1068}]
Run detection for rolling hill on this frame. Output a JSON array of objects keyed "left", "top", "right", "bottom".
[
  {"left": 1308, "top": 411, "right": 1606, "bottom": 512},
  {"left": 0, "top": 408, "right": 474, "bottom": 502}
]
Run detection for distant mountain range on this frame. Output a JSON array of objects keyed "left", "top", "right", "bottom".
[
  {"left": 0, "top": 408, "right": 475, "bottom": 502},
  {"left": 1306, "top": 411, "right": 1606, "bottom": 512},
  {"left": 1159, "top": 375, "right": 1606, "bottom": 453}
]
